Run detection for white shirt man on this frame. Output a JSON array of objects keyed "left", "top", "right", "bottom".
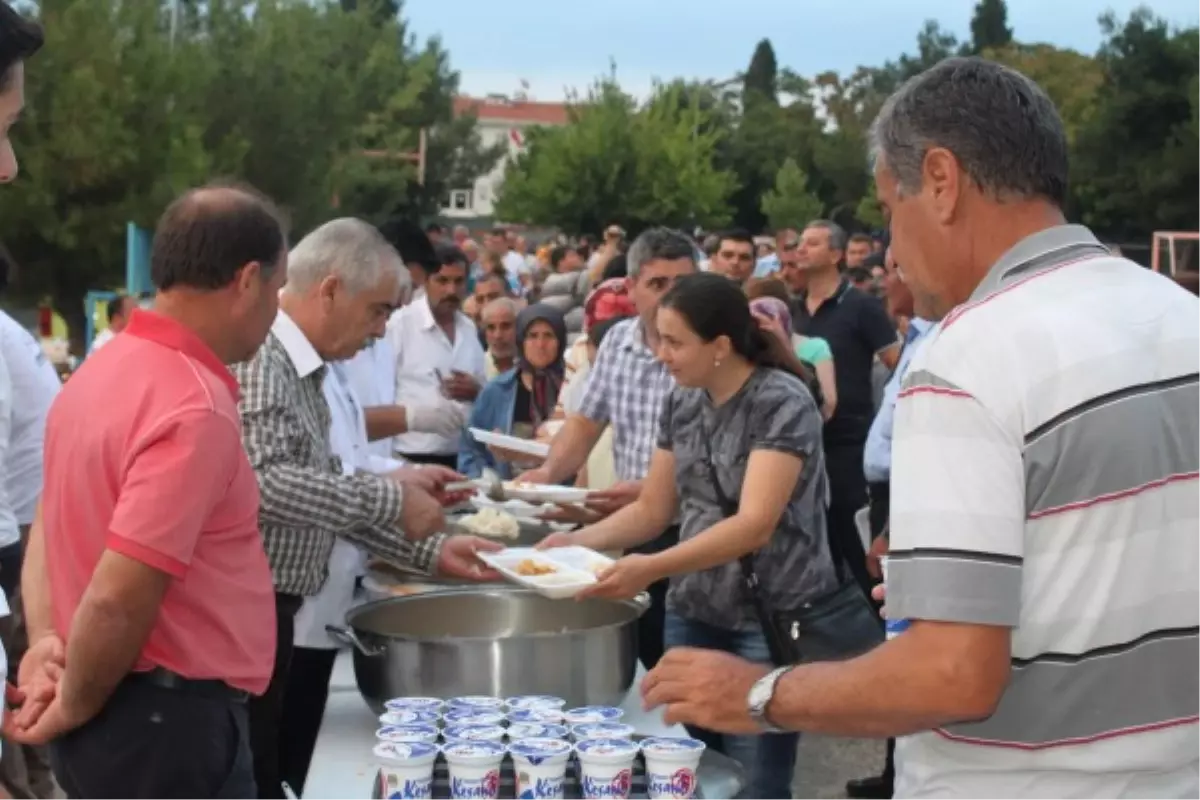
[
  {"left": 385, "top": 297, "right": 486, "bottom": 462},
  {"left": 0, "top": 311, "right": 62, "bottom": 528}
]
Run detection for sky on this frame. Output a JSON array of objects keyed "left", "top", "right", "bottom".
[{"left": 405, "top": 0, "right": 1199, "bottom": 101}]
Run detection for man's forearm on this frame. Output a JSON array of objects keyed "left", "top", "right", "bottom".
[
  {"left": 543, "top": 415, "right": 603, "bottom": 483},
  {"left": 576, "top": 498, "right": 664, "bottom": 552},
  {"left": 342, "top": 529, "right": 444, "bottom": 576},
  {"left": 58, "top": 583, "right": 163, "bottom": 724},
  {"left": 258, "top": 462, "right": 403, "bottom": 533},
  {"left": 364, "top": 406, "right": 409, "bottom": 442},
  {"left": 768, "top": 623, "right": 1009, "bottom": 737},
  {"left": 21, "top": 505, "right": 52, "bottom": 642}
]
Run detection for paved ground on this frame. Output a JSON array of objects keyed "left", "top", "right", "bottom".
[{"left": 792, "top": 735, "right": 887, "bottom": 799}]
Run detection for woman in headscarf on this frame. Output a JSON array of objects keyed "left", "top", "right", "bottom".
[{"left": 459, "top": 304, "right": 568, "bottom": 478}]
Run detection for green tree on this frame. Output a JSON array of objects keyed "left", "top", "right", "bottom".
[
  {"left": 743, "top": 39, "right": 779, "bottom": 107},
  {"left": 1071, "top": 9, "right": 1199, "bottom": 240},
  {"left": 761, "top": 158, "right": 824, "bottom": 233},
  {"left": 495, "top": 78, "right": 735, "bottom": 234},
  {"left": 984, "top": 43, "right": 1103, "bottom": 146},
  {"left": 0, "top": 0, "right": 213, "bottom": 344},
  {"left": 970, "top": 0, "right": 1013, "bottom": 53}
]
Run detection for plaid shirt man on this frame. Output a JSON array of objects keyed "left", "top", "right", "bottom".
[
  {"left": 234, "top": 312, "right": 442, "bottom": 597},
  {"left": 578, "top": 317, "right": 674, "bottom": 481}
]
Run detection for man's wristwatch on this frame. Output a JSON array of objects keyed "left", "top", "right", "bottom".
[{"left": 747, "top": 665, "right": 795, "bottom": 733}]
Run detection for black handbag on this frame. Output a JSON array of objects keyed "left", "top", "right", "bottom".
[{"left": 701, "top": 435, "right": 883, "bottom": 666}]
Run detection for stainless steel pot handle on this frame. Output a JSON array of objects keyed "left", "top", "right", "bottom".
[{"left": 325, "top": 625, "right": 384, "bottom": 657}]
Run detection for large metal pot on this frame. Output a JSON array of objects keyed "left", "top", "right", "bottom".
[{"left": 328, "top": 587, "right": 647, "bottom": 713}]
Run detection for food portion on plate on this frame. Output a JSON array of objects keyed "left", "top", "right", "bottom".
[
  {"left": 514, "top": 559, "right": 558, "bottom": 577},
  {"left": 454, "top": 506, "right": 521, "bottom": 540},
  {"left": 476, "top": 546, "right": 616, "bottom": 599}
]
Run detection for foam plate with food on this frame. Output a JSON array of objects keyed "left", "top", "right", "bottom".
[
  {"left": 477, "top": 547, "right": 598, "bottom": 600},
  {"left": 468, "top": 428, "right": 551, "bottom": 459},
  {"left": 536, "top": 545, "right": 616, "bottom": 577},
  {"left": 501, "top": 481, "right": 590, "bottom": 505},
  {"left": 468, "top": 495, "right": 558, "bottom": 521}
]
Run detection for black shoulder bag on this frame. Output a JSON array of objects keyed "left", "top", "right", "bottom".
[{"left": 702, "top": 435, "right": 883, "bottom": 666}]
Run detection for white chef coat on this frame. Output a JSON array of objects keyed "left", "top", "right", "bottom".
[
  {"left": 293, "top": 361, "right": 404, "bottom": 649},
  {"left": 0, "top": 312, "right": 62, "bottom": 525},
  {"left": 88, "top": 327, "right": 114, "bottom": 354},
  {"left": 385, "top": 298, "right": 485, "bottom": 456},
  {"left": 340, "top": 337, "right": 397, "bottom": 460},
  {"left": 0, "top": 351, "right": 17, "bottom": 550}
]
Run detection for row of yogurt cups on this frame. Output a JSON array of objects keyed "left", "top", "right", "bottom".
[{"left": 375, "top": 736, "right": 706, "bottom": 800}]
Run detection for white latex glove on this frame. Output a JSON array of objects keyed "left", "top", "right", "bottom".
[{"left": 407, "top": 401, "right": 466, "bottom": 438}]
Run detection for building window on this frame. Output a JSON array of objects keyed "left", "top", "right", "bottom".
[{"left": 450, "top": 189, "right": 472, "bottom": 211}]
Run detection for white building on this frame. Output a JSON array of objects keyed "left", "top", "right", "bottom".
[{"left": 441, "top": 95, "right": 570, "bottom": 221}]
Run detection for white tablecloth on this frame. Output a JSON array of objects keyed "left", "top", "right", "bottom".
[{"left": 302, "top": 652, "right": 684, "bottom": 799}]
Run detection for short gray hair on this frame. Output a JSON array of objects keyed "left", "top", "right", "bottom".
[
  {"left": 481, "top": 297, "right": 519, "bottom": 322},
  {"left": 869, "top": 57, "right": 1068, "bottom": 206},
  {"left": 804, "top": 219, "right": 847, "bottom": 253},
  {"left": 626, "top": 227, "right": 697, "bottom": 279},
  {"left": 285, "top": 217, "right": 405, "bottom": 295}
]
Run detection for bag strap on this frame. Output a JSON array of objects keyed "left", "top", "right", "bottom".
[{"left": 700, "top": 433, "right": 767, "bottom": 598}]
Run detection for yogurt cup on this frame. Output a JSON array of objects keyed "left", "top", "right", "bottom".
[
  {"left": 641, "top": 737, "right": 707, "bottom": 799},
  {"left": 442, "top": 740, "right": 506, "bottom": 800},
  {"left": 508, "top": 737, "right": 573, "bottom": 799},
  {"left": 562, "top": 706, "right": 624, "bottom": 726},
  {"left": 384, "top": 696, "right": 445, "bottom": 714},
  {"left": 572, "top": 722, "right": 635, "bottom": 742},
  {"left": 373, "top": 740, "right": 439, "bottom": 800},
  {"left": 507, "top": 722, "right": 570, "bottom": 741},
  {"left": 447, "top": 695, "right": 506, "bottom": 712},
  {"left": 508, "top": 708, "right": 565, "bottom": 725},
  {"left": 375, "top": 724, "right": 440, "bottom": 745},
  {"left": 443, "top": 724, "right": 508, "bottom": 744},
  {"left": 443, "top": 709, "right": 507, "bottom": 727},
  {"left": 505, "top": 695, "right": 567, "bottom": 711},
  {"left": 379, "top": 709, "right": 441, "bottom": 727},
  {"left": 575, "top": 738, "right": 640, "bottom": 800}
]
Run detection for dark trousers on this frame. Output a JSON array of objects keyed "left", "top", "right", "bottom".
[
  {"left": 48, "top": 678, "right": 254, "bottom": 798},
  {"left": 396, "top": 452, "right": 459, "bottom": 470},
  {"left": 0, "top": 540, "right": 21, "bottom": 600},
  {"left": 248, "top": 593, "right": 303, "bottom": 800},
  {"left": 823, "top": 444, "right": 873, "bottom": 600},
  {"left": 630, "top": 525, "right": 680, "bottom": 671},
  {"left": 278, "top": 647, "right": 338, "bottom": 797}
]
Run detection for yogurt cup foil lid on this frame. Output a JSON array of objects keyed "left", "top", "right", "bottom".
[
  {"left": 573, "top": 722, "right": 635, "bottom": 740},
  {"left": 444, "top": 724, "right": 507, "bottom": 742},
  {"left": 505, "top": 695, "right": 567, "bottom": 710},
  {"left": 375, "top": 724, "right": 439, "bottom": 743},
  {"left": 509, "top": 737, "right": 572, "bottom": 759},
  {"left": 640, "top": 737, "right": 707, "bottom": 756},
  {"left": 575, "top": 737, "right": 640, "bottom": 758},
  {"left": 442, "top": 740, "right": 507, "bottom": 760},
  {"left": 447, "top": 695, "right": 505, "bottom": 710},
  {"left": 379, "top": 709, "right": 440, "bottom": 726},
  {"left": 444, "top": 709, "right": 506, "bottom": 726},
  {"left": 384, "top": 696, "right": 444, "bottom": 711},
  {"left": 373, "top": 740, "right": 439, "bottom": 762},
  {"left": 508, "top": 708, "right": 565, "bottom": 724},
  {"left": 508, "top": 723, "right": 569, "bottom": 741},
  {"left": 563, "top": 706, "right": 624, "bottom": 723}
]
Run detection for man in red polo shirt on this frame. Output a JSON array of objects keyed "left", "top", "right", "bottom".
[{"left": 8, "top": 183, "right": 284, "bottom": 798}]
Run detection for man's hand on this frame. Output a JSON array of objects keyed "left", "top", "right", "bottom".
[
  {"left": 6, "top": 634, "right": 66, "bottom": 732},
  {"left": 515, "top": 466, "right": 554, "bottom": 486},
  {"left": 584, "top": 481, "right": 641, "bottom": 516},
  {"left": 538, "top": 504, "right": 601, "bottom": 526},
  {"left": 407, "top": 401, "right": 466, "bottom": 438},
  {"left": 397, "top": 485, "right": 446, "bottom": 540},
  {"left": 442, "top": 371, "right": 480, "bottom": 402},
  {"left": 867, "top": 533, "right": 889, "bottom": 580},
  {"left": 641, "top": 648, "right": 772, "bottom": 734},
  {"left": 577, "top": 554, "right": 658, "bottom": 601},
  {"left": 435, "top": 535, "right": 504, "bottom": 581},
  {"left": 5, "top": 690, "right": 89, "bottom": 746}
]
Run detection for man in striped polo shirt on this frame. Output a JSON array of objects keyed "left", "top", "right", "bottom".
[{"left": 640, "top": 57, "right": 1198, "bottom": 798}]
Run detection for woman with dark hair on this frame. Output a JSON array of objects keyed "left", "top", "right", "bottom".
[
  {"left": 459, "top": 304, "right": 567, "bottom": 478},
  {"left": 539, "top": 272, "right": 839, "bottom": 798}
]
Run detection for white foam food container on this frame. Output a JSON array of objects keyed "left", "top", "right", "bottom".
[{"left": 477, "top": 547, "right": 599, "bottom": 600}]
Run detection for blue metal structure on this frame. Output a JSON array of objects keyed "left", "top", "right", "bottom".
[{"left": 82, "top": 223, "right": 152, "bottom": 353}]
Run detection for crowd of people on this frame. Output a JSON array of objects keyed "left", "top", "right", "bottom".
[{"left": 0, "top": 3, "right": 1196, "bottom": 800}]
